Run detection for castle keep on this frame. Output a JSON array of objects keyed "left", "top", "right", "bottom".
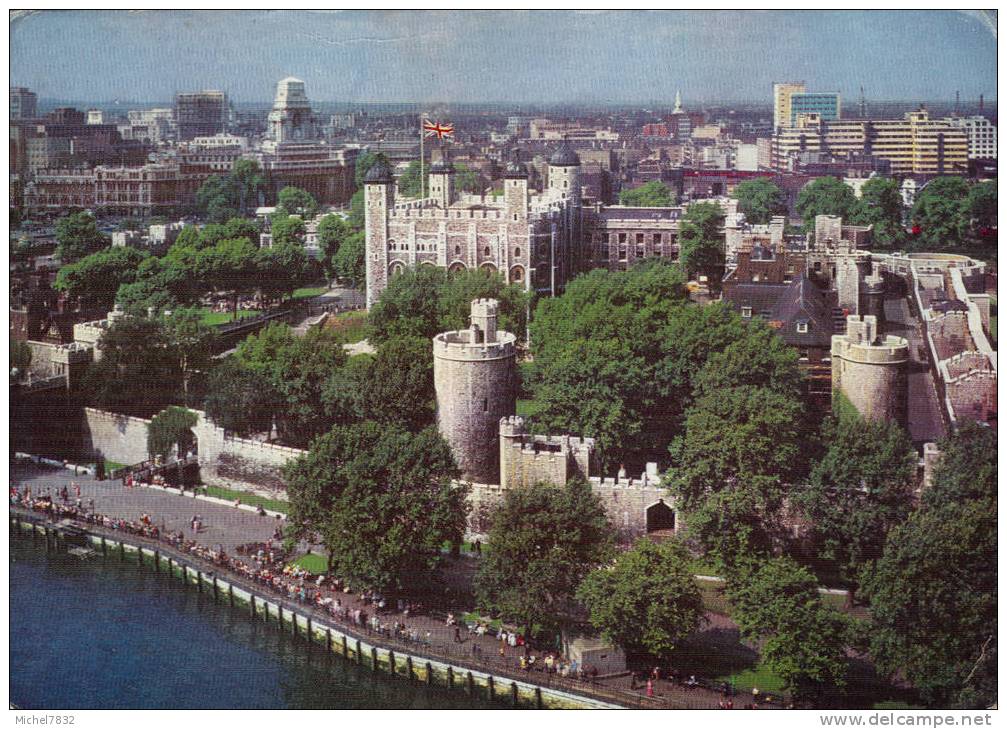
[{"left": 364, "top": 142, "right": 687, "bottom": 309}]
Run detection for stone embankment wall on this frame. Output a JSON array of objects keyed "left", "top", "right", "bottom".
[{"left": 12, "top": 516, "right": 618, "bottom": 710}]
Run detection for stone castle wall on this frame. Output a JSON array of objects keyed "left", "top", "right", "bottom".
[
  {"left": 191, "top": 410, "right": 306, "bottom": 495},
  {"left": 81, "top": 407, "right": 154, "bottom": 466}
]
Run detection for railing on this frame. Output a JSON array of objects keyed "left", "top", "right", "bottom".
[{"left": 10, "top": 505, "right": 727, "bottom": 710}]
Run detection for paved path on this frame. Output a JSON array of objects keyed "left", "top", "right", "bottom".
[
  {"left": 12, "top": 462, "right": 279, "bottom": 552},
  {"left": 11, "top": 460, "right": 730, "bottom": 709},
  {"left": 884, "top": 297, "right": 946, "bottom": 444}
]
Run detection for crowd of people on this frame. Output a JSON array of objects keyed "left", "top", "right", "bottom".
[{"left": 10, "top": 481, "right": 743, "bottom": 708}]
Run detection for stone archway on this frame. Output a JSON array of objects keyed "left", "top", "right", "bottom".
[
  {"left": 645, "top": 499, "right": 676, "bottom": 533},
  {"left": 480, "top": 262, "right": 498, "bottom": 274},
  {"left": 448, "top": 261, "right": 467, "bottom": 274},
  {"left": 388, "top": 261, "right": 406, "bottom": 277},
  {"left": 509, "top": 265, "right": 525, "bottom": 285}
]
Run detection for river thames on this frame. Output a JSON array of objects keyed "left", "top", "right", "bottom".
[{"left": 9, "top": 537, "right": 495, "bottom": 710}]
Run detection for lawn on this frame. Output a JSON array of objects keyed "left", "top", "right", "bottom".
[
  {"left": 292, "top": 552, "right": 328, "bottom": 575},
  {"left": 716, "top": 662, "right": 788, "bottom": 696},
  {"left": 201, "top": 484, "right": 289, "bottom": 514},
  {"left": 291, "top": 286, "right": 329, "bottom": 301},
  {"left": 322, "top": 309, "right": 369, "bottom": 344},
  {"left": 199, "top": 308, "right": 261, "bottom": 326}
]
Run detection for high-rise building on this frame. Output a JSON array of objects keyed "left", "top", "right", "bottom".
[
  {"left": 10, "top": 87, "right": 37, "bottom": 120},
  {"left": 175, "top": 90, "right": 228, "bottom": 141},
  {"left": 790, "top": 92, "right": 841, "bottom": 125},
  {"left": 267, "top": 77, "right": 317, "bottom": 143},
  {"left": 773, "top": 81, "right": 806, "bottom": 130},
  {"left": 770, "top": 109, "right": 968, "bottom": 175},
  {"left": 945, "top": 115, "right": 997, "bottom": 160}
]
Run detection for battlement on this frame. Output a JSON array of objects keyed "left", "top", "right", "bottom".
[
  {"left": 498, "top": 415, "right": 526, "bottom": 437},
  {"left": 832, "top": 315, "right": 909, "bottom": 364},
  {"left": 432, "top": 330, "right": 517, "bottom": 361},
  {"left": 50, "top": 341, "right": 93, "bottom": 365}
]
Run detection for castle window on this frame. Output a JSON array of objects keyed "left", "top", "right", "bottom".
[
  {"left": 483, "top": 398, "right": 488, "bottom": 412},
  {"left": 514, "top": 247, "right": 521, "bottom": 258},
  {"left": 796, "top": 321, "right": 809, "bottom": 334},
  {"left": 455, "top": 245, "right": 461, "bottom": 256},
  {"left": 741, "top": 307, "right": 752, "bottom": 318},
  {"left": 484, "top": 246, "right": 491, "bottom": 257}
]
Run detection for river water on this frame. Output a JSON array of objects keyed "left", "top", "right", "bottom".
[{"left": 9, "top": 536, "right": 495, "bottom": 710}]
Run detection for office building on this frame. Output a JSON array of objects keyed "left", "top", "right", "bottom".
[
  {"left": 10, "top": 87, "right": 38, "bottom": 120},
  {"left": 175, "top": 90, "right": 229, "bottom": 141},
  {"left": 773, "top": 82, "right": 806, "bottom": 130}
]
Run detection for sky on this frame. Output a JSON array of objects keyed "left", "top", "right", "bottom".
[{"left": 9, "top": 10, "right": 998, "bottom": 105}]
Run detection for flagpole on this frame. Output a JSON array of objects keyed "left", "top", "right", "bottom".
[{"left": 420, "top": 114, "right": 425, "bottom": 199}]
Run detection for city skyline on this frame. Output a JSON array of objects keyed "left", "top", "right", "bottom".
[{"left": 10, "top": 10, "right": 998, "bottom": 105}]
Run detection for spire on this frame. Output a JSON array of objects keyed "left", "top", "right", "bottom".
[{"left": 673, "top": 89, "right": 683, "bottom": 114}]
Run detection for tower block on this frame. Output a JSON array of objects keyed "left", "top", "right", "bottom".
[{"left": 433, "top": 299, "right": 517, "bottom": 484}]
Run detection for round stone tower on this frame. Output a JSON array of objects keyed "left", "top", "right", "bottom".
[
  {"left": 433, "top": 299, "right": 517, "bottom": 484},
  {"left": 831, "top": 314, "right": 909, "bottom": 425}
]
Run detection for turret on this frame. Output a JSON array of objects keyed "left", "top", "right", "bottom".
[
  {"left": 428, "top": 156, "right": 455, "bottom": 208},
  {"left": 433, "top": 299, "right": 518, "bottom": 484},
  {"left": 363, "top": 158, "right": 395, "bottom": 309},
  {"left": 548, "top": 137, "right": 581, "bottom": 204},
  {"left": 503, "top": 152, "right": 529, "bottom": 223},
  {"left": 831, "top": 315, "right": 909, "bottom": 425}
]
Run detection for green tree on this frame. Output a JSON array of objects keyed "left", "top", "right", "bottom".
[
  {"left": 231, "top": 159, "right": 266, "bottom": 216},
  {"left": 668, "top": 385, "right": 806, "bottom": 571},
  {"left": 147, "top": 406, "right": 197, "bottom": 461},
  {"left": 530, "top": 337, "right": 646, "bottom": 473},
  {"left": 333, "top": 230, "right": 366, "bottom": 288},
  {"left": 54, "top": 246, "right": 147, "bottom": 310},
  {"left": 691, "top": 322, "right": 803, "bottom": 398},
  {"left": 233, "top": 324, "right": 347, "bottom": 447},
  {"left": 849, "top": 176, "right": 905, "bottom": 248},
  {"left": 353, "top": 151, "right": 389, "bottom": 189},
  {"left": 161, "top": 308, "right": 216, "bottom": 407},
  {"left": 348, "top": 189, "right": 365, "bottom": 230},
  {"left": 910, "top": 176, "right": 970, "bottom": 250},
  {"left": 194, "top": 237, "right": 260, "bottom": 320},
  {"left": 81, "top": 316, "right": 182, "bottom": 410},
  {"left": 475, "top": 479, "right": 614, "bottom": 640},
  {"left": 860, "top": 422, "right": 996, "bottom": 708},
  {"left": 619, "top": 180, "right": 676, "bottom": 207},
  {"left": 283, "top": 421, "right": 467, "bottom": 591},
  {"left": 55, "top": 212, "right": 108, "bottom": 263},
  {"left": 732, "top": 178, "right": 786, "bottom": 224},
  {"left": 796, "top": 177, "right": 859, "bottom": 231},
  {"left": 269, "top": 214, "right": 307, "bottom": 247},
  {"left": 397, "top": 160, "right": 423, "bottom": 198},
  {"left": 727, "top": 557, "right": 851, "bottom": 703},
  {"left": 317, "top": 214, "right": 351, "bottom": 277},
  {"left": 330, "top": 335, "right": 435, "bottom": 430},
  {"left": 678, "top": 202, "right": 725, "bottom": 293},
  {"left": 367, "top": 266, "right": 529, "bottom": 344},
  {"left": 277, "top": 186, "right": 318, "bottom": 218},
  {"left": 256, "top": 242, "right": 312, "bottom": 304},
  {"left": 795, "top": 415, "right": 917, "bottom": 589},
  {"left": 577, "top": 538, "right": 704, "bottom": 659},
  {"left": 195, "top": 174, "right": 241, "bottom": 223},
  {"left": 966, "top": 180, "right": 997, "bottom": 233},
  {"left": 454, "top": 163, "right": 483, "bottom": 194},
  {"left": 222, "top": 217, "right": 261, "bottom": 244},
  {"left": 203, "top": 359, "right": 279, "bottom": 437}
]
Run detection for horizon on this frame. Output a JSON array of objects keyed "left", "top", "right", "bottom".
[{"left": 11, "top": 10, "right": 997, "bottom": 106}]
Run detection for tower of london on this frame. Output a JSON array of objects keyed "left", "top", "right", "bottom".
[{"left": 363, "top": 141, "right": 688, "bottom": 309}]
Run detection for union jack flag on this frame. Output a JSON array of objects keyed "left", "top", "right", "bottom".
[{"left": 423, "top": 119, "right": 454, "bottom": 140}]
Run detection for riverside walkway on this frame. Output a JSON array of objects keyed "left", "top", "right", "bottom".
[{"left": 11, "top": 461, "right": 751, "bottom": 710}]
